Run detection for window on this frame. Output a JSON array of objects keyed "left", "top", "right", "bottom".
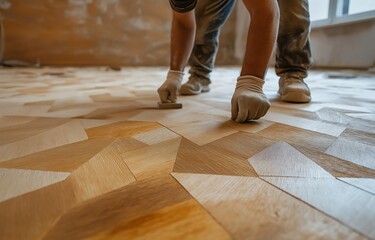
[{"left": 309, "top": 0, "right": 375, "bottom": 27}]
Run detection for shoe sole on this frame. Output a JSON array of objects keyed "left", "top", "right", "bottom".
[
  {"left": 280, "top": 92, "right": 311, "bottom": 103},
  {"left": 180, "top": 86, "right": 210, "bottom": 95}
]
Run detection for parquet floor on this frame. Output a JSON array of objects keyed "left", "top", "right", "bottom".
[{"left": 0, "top": 66, "right": 375, "bottom": 240}]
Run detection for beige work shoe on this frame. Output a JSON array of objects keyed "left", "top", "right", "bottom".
[
  {"left": 180, "top": 77, "right": 210, "bottom": 95},
  {"left": 278, "top": 75, "right": 311, "bottom": 103}
]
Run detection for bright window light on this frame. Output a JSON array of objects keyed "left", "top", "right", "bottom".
[
  {"left": 309, "top": 0, "right": 330, "bottom": 21},
  {"left": 309, "top": 0, "right": 375, "bottom": 27},
  {"left": 337, "top": 0, "right": 375, "bottom": 16}
]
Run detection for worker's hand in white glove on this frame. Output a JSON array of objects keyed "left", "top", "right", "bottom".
[
  {"left": 231, "top": 75, "right": 270, "bottom": 122},
  {"left": 157, "top": 70, "right": 184, "bottom": 103}
]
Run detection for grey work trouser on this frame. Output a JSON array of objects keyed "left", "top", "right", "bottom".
[{"left": 189, "top": 0, "right": 313, "bottom": 82}]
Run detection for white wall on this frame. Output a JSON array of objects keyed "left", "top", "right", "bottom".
[{"left": 310, "top": 20, "right": 375, "bottom": 69}]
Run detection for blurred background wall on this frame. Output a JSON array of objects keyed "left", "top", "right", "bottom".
[
  {"left": 0, "top": 0, "right": 237, "bottom": 66},
  {"left": 0, "top": 0, "right": 374, "bottom": 69}
]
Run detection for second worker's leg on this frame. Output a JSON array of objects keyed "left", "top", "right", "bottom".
[
  {"left": 276, "top": 0, "right": 313, "bottom": 103},
  {"left": 180, "top": 0, "right": 236, "bottom": 95}
]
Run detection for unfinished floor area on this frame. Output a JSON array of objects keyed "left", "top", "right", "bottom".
[{"left": 0, "top": 67, "right": 375, "bottom": 239}]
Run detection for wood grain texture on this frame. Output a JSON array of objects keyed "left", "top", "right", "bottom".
[
  {"left": 86, "top": 121, "right": 160, "bottom": 139},
  {"left": 68, "top": 140, "right": 136, "bottom": 201},
  {"left": 263, "top": 111, "right": 346, "bottom": 137},
  {"left": 1, "top": 67, "right": 374, "bottom": 239},
  {"left": 132, "top": 127, "right": 180, "bottom": 145},
  {"left": 0, "top": 178, "right": 78, "bottom": 240},
  {"left": 42, "top": 175, "right": 230, "bottom": 240},
  {"left": 121, "top": 137, "right": 181, "bottom": 180},
  {"left": 339, "top": 178, "right": 375, "bottom": 195},
  {"left": 249, "top": 141, "right": 333, "bottom": 177},
  {"left": 256, "top": 123, "right": 337, "bottom": 152},
  {"left": 295, "top": 146, "right": 375, "bottom": 178},
  {"left": 207, "top": 131, "right": 275, "bottom": 160},
  {"left": 166, "top": 120, "right": 238, "bottom": 146},
  {"left": 0, "top": 119, "right": 88, "bottom": 162},
  {"left": 174, "top": 138, "right": 257, "bottom": 176},
  {"left": 0, "top": 138, "right": 115, "bottom": 172},
  {"left": 173, "top": 173, "right": 364, "bottom": 240},
  {"left": 0, "top": 168, "right": 69, "bottom": 202},
  {"left": 264, "top": 177, "right": 375, "bottom": 239},
  {"left": 325, "top": 138, "right": 375, "bottom": 170}
]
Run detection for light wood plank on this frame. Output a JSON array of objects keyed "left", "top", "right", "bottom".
[
  {"left": 87, "top": 200, "right": 230, "bottom": 240},
  {"left": 225, "top": 118, "right": 274, "bottom": 133},
  {"left": 0, "top": 138, "right": 114, "bottom": 172},
  {"left": 0, "top": 117, "right": 68, "bottom": 145},
  {"left": 263, "top": 111, "right": 346, "bottom": 137},
  {"left": 325, "top": 138, "right": 375, "bottom": 170},
  {"left": 110, "top": 137, "right": 148, "bottom": 154},
  {"left": 207, "top": 131, "right": 275, "bottom": 159},
  {"left": 0, "top": 168, "right": 70, "bottom": 202},
  {"left": 296, "top": 146, "right": 375, "bottom": 178},
  {"left": 132, "top": 127, "right": 180, "bottom": 145},
  {"left": 80, "top": 119, "right": 118, "bottom": 129},
  {"left": 173, "top": 138, "right": 257, "bottom": 176},
  {"left": 173, "top": 173, "right": 364, "bottom": 240},
  {"left": 256, "top": 123, "right": 337, "bottom": 152},
  {"left": 249, "top": 141, "right": 333, "bottom": 177},
  {"left": 121, "top": 137, "right": 181, "bottom": 180},
  {"left": 69, "top": 141, "right": 136, "bottom": 201},
  {"left": 166, "top": 120, "right": 238, "bottom": 146},
  {"left": 0, "top": 178, "right": 77, "bottom": 240},
  {"left": 0, "top": 116, "right": 37, "bottom": 128},
  {"left": 339, "top": 178, "right": 375, "bottom": 195},
  {"left": 42, "top": 175, "right": 230, "bottom": 240},
  {"left": 86, "top": 121, "right": 160, "bottom": 139},
  {"left": 346, "top": 113, "right": 375, "bottom": 122},
  {"left": 0, "top": 119, "right": 88, "bottom": 162},
  {"left": 264, "top": 177, "right": 375, "bottom": 239}
]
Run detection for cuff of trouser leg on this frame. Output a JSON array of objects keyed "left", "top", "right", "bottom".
[
  {"left": 169, "top": 0, "right": 197, "bottom": 13},
  {"left": 278, "top": 71, "right": 308, "bottom": 79}
]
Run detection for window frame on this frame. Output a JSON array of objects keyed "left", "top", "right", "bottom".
[{"left": 311, "top": 0, "right": 375, "bottom": 28}]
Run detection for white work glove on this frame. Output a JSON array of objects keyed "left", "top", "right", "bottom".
[
  {"left": 157, "top": 70, "right": 184, "bottom": 103},
  {"left": 231, "top": 75, "right": 270, "bottom": 122}
]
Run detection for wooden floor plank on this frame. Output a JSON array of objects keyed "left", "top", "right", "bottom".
[
  {"left": 173, "top": 173, "right": 365, "bottom": 240},
  {"left": 0, "top": 119, "right": 88, "bottom": 162},
  {"left": 295, "top": 146, "right": 375, "bottom": 178},
  {"left": 0, "top": 179, "right": 77, "bottom": 240},
  {"left": 86, "top": 121, "right": 160, "bottom": 139},
  {"left": 256, "top": 123, "right": 337, "bottom": 152},
  {"left": 339, "top": 178, "right": 375, "bottom": 195},
  {"left": 0, "top": 138, "right": 114, "bottom": 172},
  {"left": 68, "top": 140, "right": 136, "bottom": 201},
  {"left": 0, "top": 117, "right": 68, "bottom": 145},
  {"left": 121, "top": 137, "right": 181, "bottom": 180},
  {"left": 42, "top": 175, "right": 230, "bottom": 240},
  {"left": 0, "top": 168, "right": 70, "bottom": 202},
  {"left": 325, "top": 138, "right": 375, "bottom": 170},
  {"left": 264, "top": 177, "right": 375, "bottom": 239},
  {"left": 1, "top": 67, "right": 374, "bottom": 239},
  {"left": 249, "top": 141, "right": 333, "bottom": 177},
  {"left": 165, "top": 120, "right": 238, "bottom": 146},
  {"left": 263, "top": 111, "right": 346, "bottom": 137},
  {"left": 132, "top": 127, "right": 180, "bottom": 145},
  {"left": 207, "top": 131, "right": 275, "bottom": 160},
  {"left": 173, "top": 138, "right": 257, "bottom": 176}
]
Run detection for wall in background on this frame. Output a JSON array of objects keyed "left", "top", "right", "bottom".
[
  {"left": 0, "top": 0, "right": 237, "bottom": 67},
  {"left": 310, "top": 20, "right": 375, "bottom": 69},
  {"left": 233, "top": 1, "right": 375, "bottom": 70}
]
